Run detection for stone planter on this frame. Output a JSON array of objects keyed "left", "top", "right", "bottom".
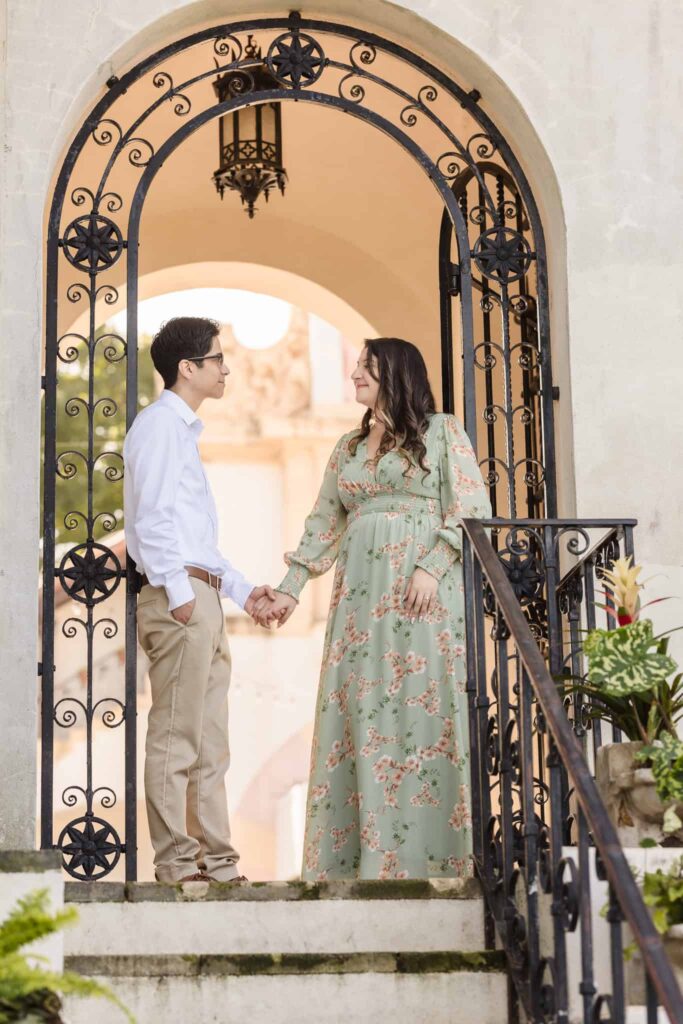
[{"left": 595, "top": 741, "right": 683, "bottom": 846}]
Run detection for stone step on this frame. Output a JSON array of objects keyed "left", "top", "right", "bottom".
[
  {"left": 64, "top": 877, "right": 488, "bottom": 957},
  {"left": 62, "top": 949, "right": 507, "bottom": 1024}
]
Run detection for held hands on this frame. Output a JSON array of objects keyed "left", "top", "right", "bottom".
[
  {"left": 172, "top": 586, "right": 276, "bottom": 625},
  {"left": 175, "top": 574, "right": 431, "bottom": 628},
  {"left": 246, "top": 569, "right": 434, "bottom": 628},
  {"left": 245, "top": 585, "right": 277, "bottom": 624},
  {"left": 403, "top": 567, "right": 438, "bottom": 622},
  {"left": 252, "top": 590, "right": 298, "bottom": 629},
  {"left": 245, "top": 585, "right": 297, "bottom": 629}
]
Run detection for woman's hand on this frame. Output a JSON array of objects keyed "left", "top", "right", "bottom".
[
  {"left": 403, "top": 567, "right": 438, "bottom": 621},
  {"left": 253, "top": 591, "right": 298, "bottom": 628}
]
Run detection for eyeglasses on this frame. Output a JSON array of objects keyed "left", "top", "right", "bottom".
[{"left": 183, "top": 353, "right": 229, "bottom": 371}]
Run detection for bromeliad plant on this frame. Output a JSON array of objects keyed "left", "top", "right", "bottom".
[
  {"left": 572, "top": 556, "right": 683, "bottom": 745},
  {"left": 581, "top": 617, "right": 683, "bottom": 744},
  {"left": 567, "top": 557, "right": 683, "bottom": 834}
]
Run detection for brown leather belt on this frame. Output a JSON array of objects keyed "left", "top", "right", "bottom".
[{"left": 140, "top": 566, "right": 222, "bottom": 592}]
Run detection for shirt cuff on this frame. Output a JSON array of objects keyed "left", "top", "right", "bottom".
[
  {"left": 276, "top": 564, "right": 309, "bottom": 601},
  {"left": 221, "top": 576, "right": 255, "bottom": 611},
  {"left": 165, "top": 572, "right": 195, "bottom": 612}
]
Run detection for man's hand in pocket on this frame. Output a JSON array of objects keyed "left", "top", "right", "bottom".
[{"left": 171, "top": 598, "right": 196, "bottom": 625}]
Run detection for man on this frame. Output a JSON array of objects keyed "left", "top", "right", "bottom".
[{"left": 123, "top": 316, "right": 277, "bottom": 883}]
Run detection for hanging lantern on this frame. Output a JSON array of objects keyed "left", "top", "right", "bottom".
[{"left": 212, "top": 36, "right": 287, "bottom": 219}]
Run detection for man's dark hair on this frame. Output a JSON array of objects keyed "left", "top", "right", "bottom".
[{"left": 150, "top": 316, "right": 221, "bottom": 388}]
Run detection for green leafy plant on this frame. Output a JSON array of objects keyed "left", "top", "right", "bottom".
[
  {"left": 642, "top": 857, "right": 683, "bottom": 935},
  {"left": 636, "top": 734, "right": 683, "bottom": 834},
  {"left": 560, "top": 557, "right": 683, "bottom": 839},
  {"left": 561, "top": 556, "right": 683, "bottom": 745},
  {"left": 0, "top": 889, "right": 133, "bottom": 1023},
  {"left": 568, "top": 624, "right": 683, "bottom": 744},
  {"left": 583, "top": 619, "right": 677, "bottom": 697}
]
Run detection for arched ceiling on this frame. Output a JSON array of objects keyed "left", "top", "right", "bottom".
[{"left": 137, "top": 100, "right": 445, "bottom": 358}]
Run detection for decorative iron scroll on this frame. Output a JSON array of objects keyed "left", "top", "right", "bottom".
[
  {"left": 43, "top": 12, "right": 555, "bottom": 880},
  {"left": 462, "top": 517, "right": 682, "bottom": 1023}
]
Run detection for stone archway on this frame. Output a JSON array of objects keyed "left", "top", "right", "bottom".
[{"left": 41, "top": 10, "right": 559, "bottom": 880}]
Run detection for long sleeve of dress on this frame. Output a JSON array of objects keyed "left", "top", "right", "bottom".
[
  {"left": 276, "top": 436, "right": 349, "bottom": 601},
  {"left": 415, "top": 414, "right": 491, "bottom": 580}
]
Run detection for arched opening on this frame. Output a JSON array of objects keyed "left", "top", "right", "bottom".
[
  {"left": 41, "top": 11, "right": 559, "bottom": 880},
  {"left": 47, "top": 276, "right": 373, "bottom": 880}
]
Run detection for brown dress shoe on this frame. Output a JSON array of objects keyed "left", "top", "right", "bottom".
[{"left": 178, "top": 872, "right": 212, "bottom": 882}]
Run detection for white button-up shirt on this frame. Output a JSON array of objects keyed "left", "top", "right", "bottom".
[{"left": 123, "top": 389, "right": 255, "bottom": 611}]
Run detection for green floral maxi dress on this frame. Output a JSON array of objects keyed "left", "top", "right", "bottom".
[{"left": 276, "top": 413, "right": 491, "bottom": 880}]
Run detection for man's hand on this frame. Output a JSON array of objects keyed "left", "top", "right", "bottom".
[
  {"left": 171, "top": 598, "right": 196, "bottom": 625},
  {"left": 245, "top": 585, "right": 277, "bottom": 625},
  {"left": 403, "top": 568, "right": 439, "bottom": 622},
  {"left": 253, "top": 591, "right": 298, "bottom": 628}
]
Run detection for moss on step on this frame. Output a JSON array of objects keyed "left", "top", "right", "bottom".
[
  {"left": 66, "top": 950, "right": 506, "bottom": 979},
  {"left": 0, "top": 850, "right": 62, "bottom": 873},
  {"left": 65, "top": 881, "right": 125, "bottom": 903},
  {"left": 66, "top": 876, "right": 482, "bottom": 904}
]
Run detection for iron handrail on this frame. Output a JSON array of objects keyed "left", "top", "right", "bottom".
[
  {"left": 461, "top": 517, "right": 683, "bottom": 1021},
  {"left": 554, "top": 523, "right": 635, "bottom": 597}
]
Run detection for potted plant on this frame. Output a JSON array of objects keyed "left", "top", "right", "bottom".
[
  {"left": 0, "top": 888, "right": 133, "bottom": 1022},
  {"left": 627, "top": 856, "right": 683, "bottom": 1002},
  {"left": 566, "top": 556, "right": 683, "bottom": 845}
]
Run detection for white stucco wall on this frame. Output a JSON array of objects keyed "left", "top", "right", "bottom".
[{"left": 1, "top": 0, "right": 682, "bottom": 846}]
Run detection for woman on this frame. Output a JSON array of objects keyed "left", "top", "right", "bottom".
[{"left": 257, "top": 339, "right": 491, "bottom": 880}]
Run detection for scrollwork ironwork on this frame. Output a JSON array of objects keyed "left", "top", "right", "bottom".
[
  {"left": 536, "top": 958, "right": 558, "bottom": 1022},
  {"left": 57, "top": 541, "right": 122, "bottom": 604},
  {"left": 461, "top": 518, "right": 676, "bottom": 1024},
  {"left": 213, "top": 34, "right": 244, "bottom": 61},
  {"left": 92, "top": 697, "right": 125, "bottom": 728},
  {"left": 93, "top": 451, "right": 124, "bottom": 481},
  {"left": 92, "top": 119, "right": 123, "bottom": 147},
  {"left": 56, "top": 450, "right": 87, "bottom": 480},
  {"left": 555, "top": 856, "right": 580, "bottom": 932},
  {"left": 472, "top": 225, "right": 534, "bottom": 284},
  {"left": 40, "top": 7, "right": 560, "bottom": 926},
  {"left": 94, "top": 333, "right": 127, "bottom": 363},
  {"left": 57, "top": 813, "right": 122, "bottom": 880},
  {"left": 467, "top": 132, "right": 498, "bottom": 160},
  {"left": 61, "top": 213, "right": 124, "bottom": 273},
  {"left": 436, "top": 151, "right": 463, "bottom": 180},
  {"left": 349, "top": 39, "right": 377, "bottom": 70},
  {"left": 152, "top": 71, "right": 192, "bottom": 116},
  {"left": 53, "top": 699, "right": 85, "bottom": 729},
  {"left": 56, "top": 333, "right": 88, "bottom": 364},
  {"left": 267, "top": 22, "right": 326, "bottom": 88}
]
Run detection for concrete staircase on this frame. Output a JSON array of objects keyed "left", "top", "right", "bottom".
[{"left": 61, "top": 877, "right": 506, "bottom": 1024}]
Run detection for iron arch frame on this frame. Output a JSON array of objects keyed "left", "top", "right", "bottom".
[{"left": 41, "top": 11, "right": 557, "bottom": 884}]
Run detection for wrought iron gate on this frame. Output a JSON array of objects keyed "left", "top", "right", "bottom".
[{"left": 41, "top": 12, "right": 556, "bottom": 879}]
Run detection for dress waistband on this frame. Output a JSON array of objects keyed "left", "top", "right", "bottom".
[{"left": 347, "top": 494, "right": 441, "bottom": 520}]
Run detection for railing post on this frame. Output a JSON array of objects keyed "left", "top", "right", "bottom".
[{"left": 460, "top": 517, "right": 683, "bottom": 1024}]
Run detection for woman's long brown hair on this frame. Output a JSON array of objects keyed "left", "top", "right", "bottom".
[{"left": 348, "top": 338, "right": 437, "bottom": 477}]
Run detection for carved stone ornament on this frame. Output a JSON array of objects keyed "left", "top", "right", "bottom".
[{"left": 595, "top": 740, "right": 683, "bottom": 846}]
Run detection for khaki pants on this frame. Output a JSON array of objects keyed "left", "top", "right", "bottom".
[{"left": 136, "top": 577, "right": 240, "bottom": 882}]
